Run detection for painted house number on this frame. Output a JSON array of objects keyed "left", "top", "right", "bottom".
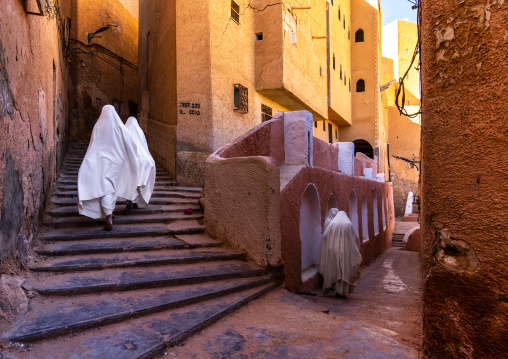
[{"left": 179, "top": 102, "right": 200, "bottom": 115}]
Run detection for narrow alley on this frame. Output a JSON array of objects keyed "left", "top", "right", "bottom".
[{"left": 166, "top": 243, "right": 422, "bottom": 358}]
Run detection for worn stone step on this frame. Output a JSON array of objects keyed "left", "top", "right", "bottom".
[
  {"left": 39, "top": 220, "right": 204, "bottom": 242},
  {"left": 55, "top": 184, "right": 197, "bottom": 194},
  {"left": 35, "top": 235, "right": 221, "bottom": 256},
  {"left": 29, "top": 248, "right": 242, "bottom": 272},
  {"left": 46, "top": 203, "right": 201, "bottom": 218},
  {"left": 56, "top": 178, "right": 175, "bottom": 186},
  {"left": 53, "top": 190, "right": 200, "bottom": 200},
  {"left": 51, "top": 196, "right": 198, "bottom": 207},
  {"left": 23, "top": 260, "right": 267, "bottom": 295},
  {"left": 61, "top": 168, "right": 169, "bottom": 174},
  {"left": 6, "top": 277, "right": 273, "bottom": 343},
  {"left": 43, "top": 212, "right": 203, "bottom": 228},
  {"left": 6, "top": 283, "right": 276, "bottom": 358}
]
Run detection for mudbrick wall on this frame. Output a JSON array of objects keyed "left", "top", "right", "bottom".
[
  {"left": 420, "top": 0, "right": 508, "bottom": 357},
  {"left": 68, "top": 0, "right": 138, "bottom": 142},
  {"left": 0, "top": 0, "right": 71, "bottom": 275}
]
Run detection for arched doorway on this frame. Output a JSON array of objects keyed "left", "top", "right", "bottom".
[
  {"left": 353, "top": 139, "right": 374, "bottom": 159},
  {"left": 300, "top": 184, "right": 322, "bottom": 272}
]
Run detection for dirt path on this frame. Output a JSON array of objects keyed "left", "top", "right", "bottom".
[{"left": 164, "top": 247, "right": 422, "bottom": 358}]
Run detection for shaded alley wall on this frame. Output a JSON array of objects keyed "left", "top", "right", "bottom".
[
  {"left": 421, "top": 0, "right": 508, "bottom": 357},
  {"left": 0, "top": 0, "right": 71, "bottom": 273},
  {"left": 68, "top": 0, "right": 138, "bottom": 142}
]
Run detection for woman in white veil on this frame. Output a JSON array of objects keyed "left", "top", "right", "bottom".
[
  {"left": 77, "top": 105, "right": 139, "bottom": 230},
  {"left": 124, "top": 117, "right": 156, "bottom": 213},
  {"left": 319, "top": 209, "right": 363, "bottom": 298}
]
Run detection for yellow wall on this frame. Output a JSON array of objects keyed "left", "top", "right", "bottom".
[
  {"left": 397, "top": 20, "right": 419, "bottom": 101},
  {"left": 339, "top": 0, "right": 381, "bottom": 165},
  {"left": 313, "top": 119, "right": 340, "bottom": 143},
  {"left": 328, "top": 0, "right": 352, "bottom": 126}
]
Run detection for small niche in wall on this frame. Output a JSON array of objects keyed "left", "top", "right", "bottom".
[
  {"left": 256, "top": 32, "right": 263, "bottom": 41},
  {"left": 362, "top": 195, "right": 369, "bottom": 242}
]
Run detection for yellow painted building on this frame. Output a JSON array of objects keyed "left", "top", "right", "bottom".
[
  {"left": 138, "top": 0, "right": 389, "bottom": 185},
  {"left": 381, "top": 19, "right": 421, "bottom": 216}
]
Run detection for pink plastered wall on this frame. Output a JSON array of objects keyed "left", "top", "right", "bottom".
[
  {"left": 354, "top": 152, "right": 378, "bottom": 177},
  {"left": 313, "top": 137, "right": 338, "bottom": 172}
]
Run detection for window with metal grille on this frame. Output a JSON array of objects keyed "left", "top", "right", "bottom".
[
  {"left": 356, "top": 79, "right": 365, "bottom": 92},
  {"left": 261, "top": 104, "right": 272, "bottom": 122},
  {"left": 231, "top": 0, "right": 240, "bottom": 24},
  {"left": 234, "top": 84, "right": 248, "bottom": 113}
]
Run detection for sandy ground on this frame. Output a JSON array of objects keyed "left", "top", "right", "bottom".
[{"left": 163, "top": 245, "right": 422, "bottom": 359}]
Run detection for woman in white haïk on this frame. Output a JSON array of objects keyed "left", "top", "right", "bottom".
[
  {"left": 77, "top": 105, "right": 139, "bottom": 230},
  {"left": 319, "top": 209, "right": 363, "bottom": 298},
  {"left": 124, "top": 117, "right": 156, "bottom": 213}
]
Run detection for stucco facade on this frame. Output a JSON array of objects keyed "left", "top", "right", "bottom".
[
  {"left": 69, "top": 0, "right": 138, "bottom": 142},
  {"left": 382, "top": 20, "right": 421, "bottom": 217},
  {"left": 0, "top": 0, "right": 71, "bottom": 274},
  {"left": 204, "top": 111, "right": 394, "bottom": 293},
  {"left": 421, "top": 0, "right": 508, "bottom": 357},
  {"left": 139, "top": 0, "right": 391, "bottom": 186}
]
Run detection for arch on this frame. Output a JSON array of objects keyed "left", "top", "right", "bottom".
[
  {"left": 300, "top": 184, "right": 322, "bottom": 271},
  {"left": 327, "top": 193, "right": 338, "bottom": 214},
  {"left": 349, "top": 190, "right": 359, "bottom": 237},
  {"left": 362, "top": 195, "right": 369, "bottom": 242},
  {"left": 353, "top": 139, "right": 374, "bottom": 159},
  {"left": 355, "top": 28, "right": 364, "bottom": 42},
  {"left": 373, "top": 191, "right": 379, "bottom": 235},
  {"left": 356, "top": 79, "right": 365, "bottom": 92}
]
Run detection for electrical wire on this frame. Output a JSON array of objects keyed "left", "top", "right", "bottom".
[{"left": 395, "top": 0, "right": 422, "bottom": 119}]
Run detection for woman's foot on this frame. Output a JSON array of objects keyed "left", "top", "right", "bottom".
[
  {"left": 124, "top": 201, "right": 133, "bottom": 215},
  {"left": 335, "top": 293, "right": 347, "bottom": 299},
  {"left": 104, "top": 215, "right": 113, "bottom": 231}
]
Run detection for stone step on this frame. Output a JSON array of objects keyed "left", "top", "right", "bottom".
[
  {"left": 6, "top": 277, "right": 273, "bottom": 343},
  {"left": 35, "top": 234, "right": 222, "bottom": 256},
  {"left": 44, "top": 212, "right": 202, "bottom": 228},
  {"left": 23, "top": 260, "right": 267, "bottom": 295},
  {"left": 39, "top": 220, "right": 204, "bottom": 242},
  {"left": 6, "top": 282, "right": 276, "bottom": 358},
  {"left": 51, "top": 196, "right": 198, "bottom": 207},
  {"left": 46, "top": 203, "right": 201, "bottom": 218},
  {"left": 56, "top": 178, "right": 175, "bottom": 186},
  {"left": 57, "top": 173, "right": 174, "bottom": 182},
  {"left": 52, "top": 190, "right": 200, "bottom": 200},
  {"left": 29, "top": 248, "right": 242, "bottom": 272},
  {"left": 55, "top": 184, "right": 200, "bottom": 193}
]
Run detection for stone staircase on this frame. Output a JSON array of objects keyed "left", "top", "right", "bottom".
[
  {"left": 3, "top": 143, "right": 277, "bottom": 359},
  {"left": 391, "top": 232, "right": 406, "bottom": 248}
]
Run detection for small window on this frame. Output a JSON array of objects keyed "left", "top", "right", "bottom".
[
  {"left": 323, "top": 121, "right": 325, "bottom": 131},
  {"left": 340, "top": 65, "right": 342, "bottom": 80},
  {"left": 349, "top": 79, "right": 351, "bottom": 92},
  {"left": 348, "top": 26, "right": 350, "bottom": 40},
  {"left": 314, "top": 121, "right": 317, "bottom": 128},
  {"left": 343, "top": 17, "right": 345, "bottom": 29},
  {"left": 333, "top": 54, "right": 335, "bottom": 70},
  {"left": 335, "top": 129, "right": 338, "bottom": 139},
  {"left": 234, "top": 84, "right": 248, "bottom": 113},
  {"left": 331, "top": 0, "right": 334, "bottom": 5},
  {"left": 231, "top": 0, "right": 240, "bottom": 24},
  {"left": 256, "top": 32, "right": 263, "bottom": 41},
  {"left": 356, "top": 79, "right": 365, "bottom": 92},
  {"left": 320, "top": 66, "right": 323, "bottom": 77},
  {"left": 355, "top": 29, "right": 364, "bottom": 42},
  {"left": 339, "top": 6, "right": 341, "bottom": 20},
  {"left": 344, "top": 73, "right": 346, "bottom": 86},
  {"left": 261, "top": 104, "right": 272, "bottom": 122}
]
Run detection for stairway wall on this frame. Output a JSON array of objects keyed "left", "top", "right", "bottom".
[{"left": 0, "top": 0, "right": 72, "bottom": 274}]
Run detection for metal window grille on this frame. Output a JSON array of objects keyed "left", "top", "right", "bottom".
[
  {"left": 231, "top": 0, "right": 240, "bottom": 24},
  {"left": 234, "top": 84, "right": 248, "bottom": 113},
  {"left": 261, "top": 104, "right": 273, "bottom": 122}
]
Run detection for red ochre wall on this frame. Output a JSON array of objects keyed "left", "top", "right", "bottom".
[
  {"left": 420, "top": 1, "right": 508, "bottom": 357},
  {"left": 280, "top": 167, "right": 394, "bottom": 293}
]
